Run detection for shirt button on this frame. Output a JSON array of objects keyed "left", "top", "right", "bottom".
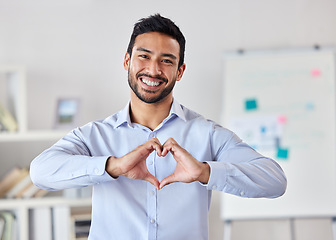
[
  {"left": 94, "top": 168, "right": 99, "bottom": 174},
  {"left": 240, "top": 191, "right": 245, "bottom": 196},
  {"left": 149, "top": 133, "right": 154, "bottom": 138},
  {"left": 148, "top": 160, "right": 153, "bottom": 165},
  {"left": 149, "top": 190, "right": 155, "bottom": 196},
  {"left": 212, "top": 185, "right": 217, "bottom": 190},
  {"left": 150, "top": 219, "right": 155, "bottom": 224}
]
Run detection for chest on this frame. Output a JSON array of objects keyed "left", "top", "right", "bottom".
[{"left": 87, "top": 123, "right": 213, "bottom": 181}]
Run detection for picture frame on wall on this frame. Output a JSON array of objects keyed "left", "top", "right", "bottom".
[{"left": 54, "top": 98, "right": 80, "bottom": 129}]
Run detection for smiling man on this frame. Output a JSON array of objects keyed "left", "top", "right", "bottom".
[{"left": 30, "top": 14, "right": 287, "bottom": 240}]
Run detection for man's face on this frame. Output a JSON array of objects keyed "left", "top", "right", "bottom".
[{"left": 124, "top": 32, "right": 186, "bottom": 104}]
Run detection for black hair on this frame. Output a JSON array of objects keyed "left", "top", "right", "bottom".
[{"left": 126, "top": 14, "right": 186, "bottom": 68}]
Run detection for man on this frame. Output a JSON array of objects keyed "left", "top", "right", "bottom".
[{"left": 30, "top": 14, "right": 286, "bottom": 240}]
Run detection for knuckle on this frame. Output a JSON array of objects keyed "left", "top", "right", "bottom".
[{"left": 168, "top": 138, "right": 176, "bottom": 144}]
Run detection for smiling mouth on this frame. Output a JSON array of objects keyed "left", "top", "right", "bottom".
[
  {"left": 141, "top": 78, "right": 161, "bottom": 87},
  {"left": 137, "top": 73, "right": 168, "bottom": 87}
]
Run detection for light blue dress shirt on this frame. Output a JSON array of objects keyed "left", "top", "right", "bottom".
[{"left": 30, "top": 99, "right": 286, "bottom": 240}]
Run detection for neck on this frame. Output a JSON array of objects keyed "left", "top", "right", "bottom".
[{"left": 129, "top": 94, "right": 173, "bottom": 131}]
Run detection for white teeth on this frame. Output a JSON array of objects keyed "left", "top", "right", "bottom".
[{"left": 141, "top": 78, "right": 160, "bottom": 87}]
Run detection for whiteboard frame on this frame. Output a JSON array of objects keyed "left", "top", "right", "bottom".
[{"left": 220, "top": 47, "right": 336, "bottom": 221}]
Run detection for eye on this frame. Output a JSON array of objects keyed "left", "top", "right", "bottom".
[
  {"left": 138, "top": 54, "right": 149, "bottom": 59},
  {"left": 162, "top": 59, "right": 173, "bottom": 64}
]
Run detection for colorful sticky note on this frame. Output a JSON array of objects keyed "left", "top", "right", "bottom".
[
  {"left": 277, "top": 115, "right": 287, "bottom": 124},
  {"left": 306, "top": 102, "right": 314, "bottom": 111},
  {"left": 277, "top": 148, "right": 289, "bottom": 160},
  {"left": 311, "top": 69, "right": 321, "bottom": 77},
  {"left": 245, "top": 99, "right": 258, "bottom": 111}
]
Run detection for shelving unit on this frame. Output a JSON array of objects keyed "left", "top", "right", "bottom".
[
  {"left": 0, "top": 65, "right": 68, "bottom": 142},
  {"left": 0, "top": 197, "right": 92, "bottom": 240},
  {"left": 0, "top": 65, "right": 27, "bottom": 134},
  {"left": 0, "top": 66, "right": 91, "bottom": 239}
]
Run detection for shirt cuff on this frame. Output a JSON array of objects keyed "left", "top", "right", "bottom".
[
  {"left": 87, "top": 156, "right": 116, "bottom": 184},
  {"left": 204, "top": 161, "right": 227, "bottom": 191}
]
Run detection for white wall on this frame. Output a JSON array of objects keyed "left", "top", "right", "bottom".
[
  {"left": 2, "top": 0, "right": 336, "bottom": 130},
  {"left": 1, "top": 0, "right": 336, "bottom": 239}
]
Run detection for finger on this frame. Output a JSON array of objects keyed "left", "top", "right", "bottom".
[
  {"left": 159, "top": 173, "right": 177, "bottom": 189},
  {"left": 161, "top": 145, "right": 170, "bottom": 157},
  {"left": 162, "top": 138, "right": 176, "bottom": 156},
  {"left": 149, "top": 138, "right": 163, "bottom": 156},
  {"left": 153, "top": 143, "right": 163, "bottom": 157},
  {"left": 145, "top": 174, "right": 160, "bottom": 190}
]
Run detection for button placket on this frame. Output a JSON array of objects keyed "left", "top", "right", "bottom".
[
  {"left": 147, "top": 131, "right": 156, "bottom": 174},
  {"left": 147, "top": 183, "right": 158, "bottom": 238},
  {"left": 147, "top": 131, "right": 158, "bottom": 239},
  {"left": 148, "top": 131, "right": 156, "bottom": 140}
]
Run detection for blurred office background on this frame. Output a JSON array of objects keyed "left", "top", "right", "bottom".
[{"left": 1, "top": 0, "right": 336, "bottom": 239}]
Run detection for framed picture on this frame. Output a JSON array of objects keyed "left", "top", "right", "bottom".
[{"left": 54, "top": 98, "right": 80, "bottom": 129}]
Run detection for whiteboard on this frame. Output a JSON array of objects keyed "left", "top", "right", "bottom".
[{"left": 221, "top": 48, "right": 336, "bottom": 220}]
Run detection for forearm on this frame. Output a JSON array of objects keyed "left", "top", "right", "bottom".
[
  {"left": 206, "top": 157, "right": 287, "bottom": 198},
  {"left": 30, "top": 149, "right": 112, "bottom": 191},
  {"left": 209, "top": 126, "right": 287, "bottom": 198}
]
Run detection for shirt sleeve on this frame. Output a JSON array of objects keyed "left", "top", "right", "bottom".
[
  {"left": 30, "top": 128, "right": 115, "bottom": 191},
  {"left": 205, "top": 123, "right": 287, "bottom": 198}
]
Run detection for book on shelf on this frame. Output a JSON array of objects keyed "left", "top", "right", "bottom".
[
  {"left": 71, "top": 213, "right": 91, "bottom": 240},
  {"left": 29, "top": 207, "right": 52, "bottom": 240},
  {"left": 52, "top": 206, "right": 70, "bottom": 240},
  {"left": 0, "top": 214, "right": 4, "bottom": 239},
  {"left": 33, "top": 188, "right": 49, "bottom": 198},
  {"left": 0, "top": 167, "right": 28, "bottom": 198},
  {"left": 4, "top": 173, "right": 32, "bottom": 198},
  {"left": 0, "top": 102, "right": 18, "bottom": 132},
  {"left": 0, "top": 167, "right": 48, "bottom": 199},
  {"left": 21, "top": 183, "right": 48, "bottom": 199},
  {"left": 0, "top": 211, "right": 16, "bottom": 240}
]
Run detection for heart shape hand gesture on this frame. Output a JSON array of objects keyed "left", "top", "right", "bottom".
[{"left": 105, "top": 138, "right": 210, "bottom": 190}]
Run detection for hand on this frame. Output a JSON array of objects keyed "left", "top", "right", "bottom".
[
  {"left": 105, "top": 138, "right": 162, "bottom": 190},
  {"left": 159, "top": 138, "right": 210, "bottom": 189}
]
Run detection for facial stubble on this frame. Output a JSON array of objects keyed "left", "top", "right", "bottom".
[{"left": 128, "top": 70, "right": 177, "bottom": 104}]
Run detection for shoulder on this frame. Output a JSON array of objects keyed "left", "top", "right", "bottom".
[
  {"left": 71, "top": 110, "right": 125, "bottom": 138},
  {"left": 181, "top": 104, "right": 237, "bottom": 138},
  {"left": 180, "top": 104, "right": 214, "bottom": 126},
  {"left": 180, "top": 104, "right": 228, "bottom": 132}
]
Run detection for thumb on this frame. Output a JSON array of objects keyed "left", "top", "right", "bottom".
[
  {"left": 144, "top": 174, "right": 160, "bottom": 190},
  {"left": 159, "top": 173, "right": 177, "bottom": 190}
]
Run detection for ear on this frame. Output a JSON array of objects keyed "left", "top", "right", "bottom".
[
  {"left": 176, "top": 63, "right": 186, "bottom": 82},
  {"left": 123, "top": 52, "right": 130, "bottom": 71}
]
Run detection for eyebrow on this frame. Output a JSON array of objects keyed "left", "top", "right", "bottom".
[{"left": 136, "top": 47, "right": 177, "bottom": 60}]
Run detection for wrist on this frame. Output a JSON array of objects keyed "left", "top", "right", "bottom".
[
  {"left": 198, "top": 162, "right": 210, "bottom": 184},
  {"left": 106, "top": 156, "right": 121, "bottom": 178}
]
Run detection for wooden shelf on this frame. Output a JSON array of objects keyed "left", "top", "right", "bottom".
[
  {"left": 0, "top": 197, "right": 91, "bottom": 210},
  {"left": 0, "top": 130, "right": 68, "bottom": 142}
]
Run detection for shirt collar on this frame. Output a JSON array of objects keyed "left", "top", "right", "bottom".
[
  {"left": 115, "top": 101, "right": 132, "bottom": 128},
  {"left": 115, "top": 98, "right": 187, "bottom": 128},
  {"left": 169, "top": 98, "right": 187, "bottom": 122}
]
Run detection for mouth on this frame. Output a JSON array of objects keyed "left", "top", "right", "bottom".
[
  {"left": 137, "top": 73, "right": 168, "bottom": 88},
  {"left": 141, "top": 78, "right": 161, "bottom": 87}
]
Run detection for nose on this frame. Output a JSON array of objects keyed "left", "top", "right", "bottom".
[{"left": 147, "top": 60, "right": 161, "bottom": 76}]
